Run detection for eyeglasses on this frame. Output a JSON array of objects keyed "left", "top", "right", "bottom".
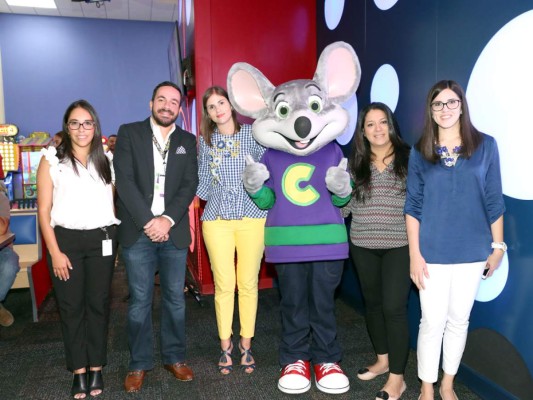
[
  {"left": 430, "top": 99, "right": 461, "bottom": 112},
  {"left": 68, "top": 120, "right": 96, "bottom": 130}
]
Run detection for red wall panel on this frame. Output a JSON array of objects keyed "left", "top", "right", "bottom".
[
  {"left": 195, "top": 0, "right": 316, "bottom": 111},
  {"left": 191, "top": 0, "right": 316, "bottom": 293}
]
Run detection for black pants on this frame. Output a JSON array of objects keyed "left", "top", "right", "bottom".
[
  {"left": 276, "top": 260, "right": 344, "bottom": 366},
  {"left": 49, "top": 225, "right": 117, "bottom": 371},
  {"left": 349, "top": 243, "right": 411, "bottom": 374}
]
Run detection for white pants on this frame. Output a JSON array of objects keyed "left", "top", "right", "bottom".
[{"left": 417, "top": 261, "right": 485, "bottom": 383}]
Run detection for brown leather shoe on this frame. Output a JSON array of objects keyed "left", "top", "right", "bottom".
[
  {"left": 124, "top": 370, "right": 146, "bottom": 393},
  {"left": 163, "top": 362, "right": 194, "bottom": 381},
  {"left": 0, "top": 304, "right": 14, "bottom": 327}
]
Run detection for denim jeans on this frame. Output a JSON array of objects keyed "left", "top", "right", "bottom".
[
  {"left": 0, "top": 247, "right": 19, "bottom": 301},
  {"left": 122, "top": 234, "right": 188, "bottom": 370}
]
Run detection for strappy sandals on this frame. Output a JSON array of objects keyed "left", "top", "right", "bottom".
[
  {"left": 238, "top": 341, "right": 256, "bottom": 374},
  {"left": 218, "top": 339, "right": 256, "bottom": 375},
  {"left": 218, "top": 342, "right": 233, "bottom": 375}
]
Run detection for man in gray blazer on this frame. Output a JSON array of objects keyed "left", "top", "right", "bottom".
[{"left": 114, "top": 81, "right": 198, "bottom": 393}]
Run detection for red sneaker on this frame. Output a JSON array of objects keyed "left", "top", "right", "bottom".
[
  {"left": 278, "top": 360, "right": 311, "bottom": 394},
  {"left": 314, "top": 362, "right": 350, "bottom": 394}
]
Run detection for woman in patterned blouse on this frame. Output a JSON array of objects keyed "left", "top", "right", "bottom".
[
  {"left": 197, "top": 86, "right": 267, "bottom": 375},
  {"left": 343, "top": 102, "right": 411, "bottom": 400}
]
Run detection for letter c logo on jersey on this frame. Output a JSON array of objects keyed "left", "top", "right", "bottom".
[{"left": 282, "top": 163, "right": 320, "bottom": 206}]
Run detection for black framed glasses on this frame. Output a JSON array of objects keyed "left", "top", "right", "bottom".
[
  {"left": 68, "top": 120, "right": 96, "bottom": 130},
  {"left": 431, "top": 99, "right": 461, "bottom": 112}
]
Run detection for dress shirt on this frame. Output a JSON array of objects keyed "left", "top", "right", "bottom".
[{"left": 149, "top": 117, "right": 176, "bottom": 224}]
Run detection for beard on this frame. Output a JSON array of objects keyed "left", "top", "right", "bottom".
[{"left": 152, "top": 107, "right": 178, "bottom": 127}]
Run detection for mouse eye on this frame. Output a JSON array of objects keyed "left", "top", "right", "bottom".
[
  {"left": 308, "top": 95, "right": 323, "bottom": 113},
  {"left": 275, "top": 101, "right": 291, "bottom": 119}
]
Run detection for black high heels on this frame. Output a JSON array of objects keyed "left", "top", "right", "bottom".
[
  {"left": 88, "top": 370, "right": 104, "bottom": 396},
  {"left": 71, "top": 372, "right": 88, "bottom": 399}
]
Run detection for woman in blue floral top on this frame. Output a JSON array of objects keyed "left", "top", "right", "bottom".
[
  {"left": 197, "top": 86, "right": 267, "bottom": 375},
  {"left": 404, "top": 80, "right": 505, "bottom": 400}
]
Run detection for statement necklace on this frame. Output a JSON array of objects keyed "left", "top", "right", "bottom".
[{"left": 435, "top": 144, "right": 462, "bottom": 167}]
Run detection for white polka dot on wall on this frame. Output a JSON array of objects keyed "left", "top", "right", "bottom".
[
  {"left": 467, "top": 10, "right": 533, "bottom": 200},
  {"left": 324, "top": 0, "right": 345, "bottom": 30},
  {"left": 337, "top": 93, "right": 358, "bottom": 146},
  {"left": 374, "top": 0, "right": 399, "bottom": 11},
  {"left": 370, "top": 64, "right": 400, "bottom": 112}
]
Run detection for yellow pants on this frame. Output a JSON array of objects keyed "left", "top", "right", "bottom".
[{"left": 202, "top": 217, "right": 266, "bottom": 340}]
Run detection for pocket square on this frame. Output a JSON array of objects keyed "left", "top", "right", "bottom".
[{"left": 175, "top": 146, "right": 186, "bottom": 155}]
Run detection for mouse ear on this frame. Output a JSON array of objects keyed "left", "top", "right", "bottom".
[
  {"left": 227, "top": 63, "right": 275, "bottom": 119},
  {"left": 313, "top": 41, "right": 361, "bottom": 103}
]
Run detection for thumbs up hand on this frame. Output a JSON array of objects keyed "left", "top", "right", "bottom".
[
  {"left": 325, "top": 158, "right": 351, "bottom": 197},
  {"left": 242, "top": 155, "right": 270, "bottom": 194}
]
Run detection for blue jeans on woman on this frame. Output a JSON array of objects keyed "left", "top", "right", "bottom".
[{"left": 122, "top": 234, "right": 188, "bottom": 371}]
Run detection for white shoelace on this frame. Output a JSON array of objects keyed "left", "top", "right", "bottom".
[
  {"left": 318, "top": 363, "right": 342, "bottom": 373},
  {"left": 284, "top": 360, "right": 307, "bottom": 374}
]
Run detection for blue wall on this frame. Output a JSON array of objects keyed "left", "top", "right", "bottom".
[
  {"left": 318, "top": 1, "right": 533, "bottom": 399},
  {"left": 0, "top": 14, "right": 174, "bottom": 136}
]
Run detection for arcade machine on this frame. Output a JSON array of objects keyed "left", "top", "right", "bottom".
[
  {"left": 0, "top": 124, "right": 20, "bottom": 199},
  {"left": 0, "top": 127, "right": 53, "bottom": 320},
  {"left": 18, "top": 131, "right": 52, "bottom": 206}
]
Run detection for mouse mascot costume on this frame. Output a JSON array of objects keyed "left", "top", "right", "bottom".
[{"left": 227, "top": 41, "right": 360, "bottom": 395}]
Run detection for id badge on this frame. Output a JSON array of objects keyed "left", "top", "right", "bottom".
[
  {"left": 156, "top": 173, "right": 166, "bottom": 198},
  {"left": 102, "top": 239, "right": 113, "bottom": 256}
]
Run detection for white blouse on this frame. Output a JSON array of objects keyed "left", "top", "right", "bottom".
[{"left": 41, "top": 147, "right": 120, "bottom": 230}]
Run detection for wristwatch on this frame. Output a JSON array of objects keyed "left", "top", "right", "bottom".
[{"left": 491, "top": 242, "right": 507, "bottom": 252}]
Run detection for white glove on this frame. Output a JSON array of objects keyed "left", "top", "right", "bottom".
[
  {"left": 325, "top": 158, "right": 351, "bottom": 197},
  {"left": 242, "top": 155, "right": 270, "bottom": 194}
]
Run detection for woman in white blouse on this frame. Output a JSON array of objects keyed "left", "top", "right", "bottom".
[{"left": 37, "top": 100, "right": 119, "bottom": 399}]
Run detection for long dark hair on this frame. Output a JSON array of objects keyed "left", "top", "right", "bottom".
[
  {"left": 348, "top": 102, "right": 410, "bottom": 202},
  {"left": 200, "top": 86, "right": 241, "bottom": 147},
  {"left": 59, "top": 99, "right": 112, "bottom": 184},
  {"left": 416, "top": 80, "right": 482, "bottom": 163}
]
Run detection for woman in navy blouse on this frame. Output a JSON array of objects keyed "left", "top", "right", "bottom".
[
  {"left": 196, "top": 86, "right": 267, "bottom": 375},
  {"left": 404, "top": 80, "right": 505, "bottom": 400}
]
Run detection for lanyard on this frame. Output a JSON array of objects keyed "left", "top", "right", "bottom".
[
  {"left": 100, "top": 226, "right": 109, "bottom": 240},
  {"left": 151, "top": 134, "right": 171, "bottom": 170}
]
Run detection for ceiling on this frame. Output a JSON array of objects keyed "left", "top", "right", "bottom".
[{"left": 0, "top": 0, "right": 182, "bottom": 22}]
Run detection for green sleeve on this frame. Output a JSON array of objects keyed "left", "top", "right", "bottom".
[
  {"left": 332, "top": 194, "right": 351, "bottom": 207},
  {"left": 332, "top": 179, "right": 354, "bottom": 207},
  {"left": 249, "top": 186, "right": 276, "bottom": 209}
]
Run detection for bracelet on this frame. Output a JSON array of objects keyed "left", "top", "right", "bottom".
[{"left": 491, "top": 241, "right": 507, "bottom": 252}]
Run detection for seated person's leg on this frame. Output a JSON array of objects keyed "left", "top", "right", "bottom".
[{"left": 0, "top": 247, "right": 20, "bottom": 327}]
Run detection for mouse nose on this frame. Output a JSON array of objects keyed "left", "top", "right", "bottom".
[{"left": 294, "top": 116, "right": 311, "bottom": 138}]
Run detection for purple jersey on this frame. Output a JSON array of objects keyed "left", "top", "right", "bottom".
[{"left": 260, "top": 142, "right": 348, "bottom": 263}]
